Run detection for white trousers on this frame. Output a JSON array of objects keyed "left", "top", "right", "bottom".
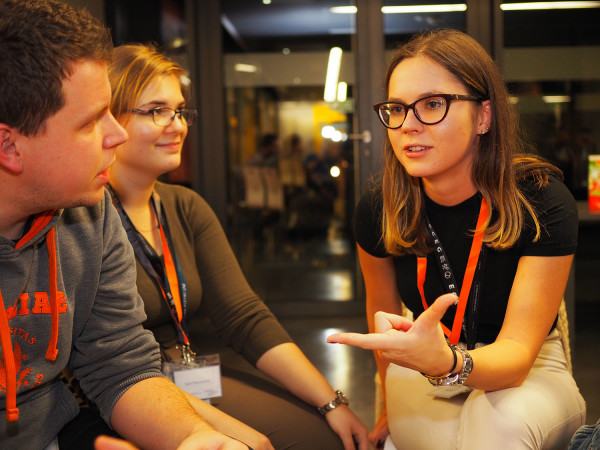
[{"left": 384, "top": 329, "right": 586, "bottom": 450}]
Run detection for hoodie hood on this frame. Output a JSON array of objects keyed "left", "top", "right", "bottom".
[{"left": 0, "top": 209, "right": 60, "bottom": 422}]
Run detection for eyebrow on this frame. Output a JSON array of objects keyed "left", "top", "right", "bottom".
[
  {"left": 78, "top": 105, "right": 109, "bottom": 129},
  {"left": 387, "top": 91, "right": 440, "bottom": 103},
  {"left": 137, "top": 100, "right": 186, "bottom": 109}
]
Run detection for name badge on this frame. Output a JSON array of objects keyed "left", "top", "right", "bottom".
[
  {"left": 427, "top": 384, "right": 472, "bottom": 399},
  {"left": 163, "top": 353, "right": 222, "bottom": 401}
]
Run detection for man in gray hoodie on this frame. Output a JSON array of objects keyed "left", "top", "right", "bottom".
[{"left": 0, "top": 1, "right": 247, "bottom": 449}]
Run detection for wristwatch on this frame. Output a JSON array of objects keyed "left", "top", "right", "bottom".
[{"left": 317, "top": 390, "right": 349, "bottom": 415}]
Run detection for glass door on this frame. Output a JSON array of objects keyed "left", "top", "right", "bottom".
[{"left": 221, "top": 0, "right": 362, "bottom": 315}]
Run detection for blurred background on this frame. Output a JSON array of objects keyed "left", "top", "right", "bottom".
[{"left": 68, "top": 0, "right": 599, "bottom": 429}]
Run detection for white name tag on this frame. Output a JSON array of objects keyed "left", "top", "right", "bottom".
[
  {"left": 173, "top": 365, "right": 222, "bottom": 399},
  {"left": 428, "top": 384, "right": 472, "bottom": 399},
  {"left": 163, "top": 353, "right": 222, "bottom": 400}
]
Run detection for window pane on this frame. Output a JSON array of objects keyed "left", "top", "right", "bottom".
[{"left": 503, "top": 2, "right": 600, "bottom": 198}]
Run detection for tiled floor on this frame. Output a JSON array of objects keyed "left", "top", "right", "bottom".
[{"left": 205, "top": 219, "right": 600, "bottom": 437}]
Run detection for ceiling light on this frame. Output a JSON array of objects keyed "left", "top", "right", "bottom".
[
  {"left": 500, "top": 1, "right": 600, "bottom": 10},
  {"left": 234, "top": 63, "right": 258, "bottom": 73},
  {"left": 324, "top": 47, "right": 343, "bottom": 102},
  {"left": 543, "top": 95, "right": 571, "bottom": 103},
  {"left": 330, "top": 6, "right": 357, "bottom": 14},
  {"left": 331, "top": 2, "right": 600, "bottom": 14},
  {"left": 337, "top": 82, "right": 348, "bottom": 102},
  {"left": 330, "top": 4, "right": 467, "bottom": 14},
  {"left": 383, "top": 4, "right": 466, "bottom": 13}
]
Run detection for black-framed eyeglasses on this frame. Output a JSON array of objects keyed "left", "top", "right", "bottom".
[
  {"left": 128, "top": 107, "right": 198, "bottom": 127},
  {"left": 373, "top": 94, "right": 484, "bottom": 129}
]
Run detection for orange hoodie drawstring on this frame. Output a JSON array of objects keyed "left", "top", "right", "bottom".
[
  {"left": 0, "top": 290, "right": 19, "bottom": 422},
  {"left": 45, "top": 228, "right": 59, "bottom": 361},
  {"left": 1, "top": 211, "right": 59, "bottom": 422}
]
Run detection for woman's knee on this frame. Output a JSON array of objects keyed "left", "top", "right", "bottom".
[{"left": 459, "top": 385, "right": 584, "bottom": 450}]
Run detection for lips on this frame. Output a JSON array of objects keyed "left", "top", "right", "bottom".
[
  {"left": 157, "top": 142, "right": 182, "bottom": 152},
  {"left": 97, "top": 167, "right": 111, "bottom": 183}
]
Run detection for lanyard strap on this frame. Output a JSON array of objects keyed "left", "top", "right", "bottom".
[
  {"left": 417, "top": 197, "right": 489, "bottom": 346},
  {"left": 107, "top": 185, "right": 190, "bottom": 345}
]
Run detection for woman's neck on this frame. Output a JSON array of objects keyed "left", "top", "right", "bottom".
[
  {"left": 422, "top": 178, "right": 478, "bottom": 206},
  {"left": 109, "top": 165, "right": 155, "bottom": 210},
  {"left": 109, "top": 166, "right": 163, "bottom": 254}
]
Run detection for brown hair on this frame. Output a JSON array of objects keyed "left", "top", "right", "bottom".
[
  {"left": 0, "top": 0, "right": 112, "bottom": 136},
  {"left": 380, "top": 29, "right": 560, "bottom": 256},
  {"left": 108, "top": 44, "right": 188, "bottom": 125}
]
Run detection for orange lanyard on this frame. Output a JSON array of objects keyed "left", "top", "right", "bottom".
[
  {"left": 156, "top": 214, "right": 189, "bottom": 345},
  {"left": 107, "top": 184, "right": 190, "bottom": 347},
  {"left": 417, "top": 197, "right": 489, "bottom": 345},
  {"left": 158, "top": 225, "right": 187, "bottom": 339}
]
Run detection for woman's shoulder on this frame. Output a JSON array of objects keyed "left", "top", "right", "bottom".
[
  {"left": 155, "top": 181, "right": 216, "bottom": 220},
  {"left": 517, "top": 172, "right": 578, "bottom": 254},
  {"left": 519, "top": 172, "right": 576, "bottom": 210},
  {"left": 155, "top": 181, "right": 208, "bottom": 205}
]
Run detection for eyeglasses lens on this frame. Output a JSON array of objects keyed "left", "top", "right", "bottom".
[
  {"left": 415, "top": 97, "right": 447, "bottom": 124},
  {"left": 152, "top": 108, "right": 197, "bottom": 127},
  {"left": 379, "top": 96, "right": 449, "bottom": 128},
  {"left": 379, "top": 104, "right": 404, "bottom": 129}
]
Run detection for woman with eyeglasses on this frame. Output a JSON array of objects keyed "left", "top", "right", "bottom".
[
  {"left": 328, "top": 29, "right": 585, "bottom": 449},
  {"left": 107, "top": 44, "right": 368, "bottom": 450}
]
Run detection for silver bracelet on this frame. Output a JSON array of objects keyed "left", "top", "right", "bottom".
[
  {"left": 457, "top": 346, "right": 474, "bottom": 385},
  {"left": 423, "top": 345, "right": 473, "bottom": 386}
]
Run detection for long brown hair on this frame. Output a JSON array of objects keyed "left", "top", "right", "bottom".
[{"left": 380, "top": 29, "right": 560, "bottom": 256}]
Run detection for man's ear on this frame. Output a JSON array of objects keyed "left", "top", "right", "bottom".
[{"left": 0, "top": 124, "right": 24, "bottom": 174}]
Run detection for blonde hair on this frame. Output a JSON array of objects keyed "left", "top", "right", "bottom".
[
  {"left": 108, "top": 44, "right": 187, "bottom": 125},
  {"left": 380, "top": 29, "right": 561, "bottom": 256}
]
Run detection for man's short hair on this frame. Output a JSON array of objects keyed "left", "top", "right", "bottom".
[{"left": 0, "top": 0, "right": 113, "bottom": 136}]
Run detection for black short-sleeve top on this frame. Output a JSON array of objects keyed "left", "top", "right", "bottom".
[{"left": 354, "top": 175, "right": 578, "bottom": 344}]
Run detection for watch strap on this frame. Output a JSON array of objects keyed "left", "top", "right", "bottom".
[{"left": 317, "top": 390, "right": 349, "bottom": 415}]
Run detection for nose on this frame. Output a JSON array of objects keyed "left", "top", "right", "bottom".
[
  {"left": 165, "top": 113, "right": 188, "bottom": 134},
  {"left": 401, "top": 106, "right": 422, "bottom": 133},
  {"left": 103, "top": 112, "right": 128, "bottom": 149}
]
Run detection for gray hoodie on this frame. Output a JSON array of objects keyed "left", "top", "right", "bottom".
[{"left": 0, "top": 189, "right": 163, "bottom": 449}]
